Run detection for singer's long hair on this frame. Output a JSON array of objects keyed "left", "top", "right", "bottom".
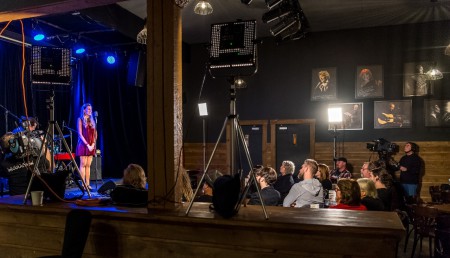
[{"left": 79, "top": 103, "right": 95, "bottom": 129}]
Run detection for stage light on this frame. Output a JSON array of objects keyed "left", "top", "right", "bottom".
[
  {"left": 265, "top": 0, "right": 284, "bottom": 9},
  {"left": 106, "top": 55, "right": 116, "bottom": 64},
  {"left": 262, "top": 5, "right": 293, "bottom": 23},
  {"left": 73, "top": 42, "right": 85, "bottom": 54},
  {"left": 198, "top": 103, "right": 208, "bottom": 117},
  {"left": 32, "top": 21, "right": 45, "bottom": 41},
  {"left": 194, "top": 0, "right": 213, "bottom": 15},
  {"left": 234, "top": 77, "right": 247, "bottom": 88},
  {"left": 270, "top": 16, "right": 299, "bottom": 36},
  {"left": 137, "top": 17, "right": 147, "bottom": 45},
  {"left": 328, "top": 107, "right": 343, "bottom": 123}
]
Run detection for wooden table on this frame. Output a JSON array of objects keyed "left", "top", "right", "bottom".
[{"left": 430, "top": 203, "right": 450, "bottom": 214}]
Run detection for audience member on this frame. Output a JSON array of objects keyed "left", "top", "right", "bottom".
[
  {"left": 330, "top": 179, "right": 367, "bottom": 211},
  {"left": 357, "top": 178, "right": 385, "bottom": 211},
  {"left": 273, "top": 160, "right": 295, "bottom": 205},
  {"left": 360, "top": 162, "right": 371, "bottom": 178},
  {"left": 316, "top": 163, "right": 332, "bottom": 199},
  {"left": 330, "top": 157, "right": 352, "bottom": 183},
  {"left": 110, "top": 164, "right": 148, "bottom": 206},
  {"left": 283, "top": 159, "right": 323, "bottom": 208},
  {"left": 248, "top": 167, "right": 280, "bottom": 206},
  {"left": 368, "top": 161, "right": 391, "bottom": 211},
  {"left": 398, "top": 142, "right": 422, "bottom": 201},
  {"left": 196, "top": 170, "right": 222, "bottom": 203}
]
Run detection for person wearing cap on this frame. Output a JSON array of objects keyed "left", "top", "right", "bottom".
[
  {"left": 330, "top": 157, "right": 352, "bottom": 184},
  {"left": 195, "top": 170, "right": 222, "bottom": 203}
]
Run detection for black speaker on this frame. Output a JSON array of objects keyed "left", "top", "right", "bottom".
[
  {"left": 127, "top": 50, "right": 146, "bottom": 87},
  {"left": 90, "top": 156, "right": 102, "bottom": 180},
  {"left": 97, "top": 180, "right": 116, "bottom": 195}
]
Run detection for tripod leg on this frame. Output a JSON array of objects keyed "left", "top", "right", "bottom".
[
  {"left": 23, "top": 123, "right": 53, "bottom": 204},
  {"left": 185, "top": 116, "right": 230, "bottom": 216},
  {"left": 235, "top": 118, "right": 268, "bottom": 219},
  {"left": 54, "top": 122, "right": 92, "bottom": 198}
]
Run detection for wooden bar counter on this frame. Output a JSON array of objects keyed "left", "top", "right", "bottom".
[{"left": 0, "top": 196, "right": 405, "bottom": 257}]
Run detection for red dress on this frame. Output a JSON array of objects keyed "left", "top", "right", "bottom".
[{"left": 76, "top": 119, "right": 96, "bottom": 156}]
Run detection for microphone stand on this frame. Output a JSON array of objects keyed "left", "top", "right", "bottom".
[
  {"left": 93, "top": 114, "right": 100, "bottom": 189},
  {"left": 0, "top": 104, "right": 21, "bottom": 133}
]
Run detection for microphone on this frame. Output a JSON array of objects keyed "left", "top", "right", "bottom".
[{"left": 93, "top": 111, "right": 98, "bottom": 124}]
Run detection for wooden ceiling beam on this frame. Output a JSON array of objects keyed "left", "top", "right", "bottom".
[{"left": 0, "top": 0, "right": 125, "bottom": 22}]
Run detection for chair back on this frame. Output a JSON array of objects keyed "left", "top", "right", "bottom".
[
  {"left": 412, "top": 205, "right": 439, "bottom": 237},
  {"left": 430, "top": 185, "right": 442, "bottom": 203},
  {"left": 441, "top": 191, "right": 450, "bottom": 204},
  {"left": 435, "top": 214, "right": 450, "bottom": 257}
]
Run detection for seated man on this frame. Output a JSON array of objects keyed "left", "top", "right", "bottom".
[
  {"left": 248, "top": 166, "right": 280, "bottom": 206},
  {"left": 283, "top": 159, "right": 324, "bottom": 208},
  {"left": 330, "top": 157, "right": 352, "bottom": 183}
]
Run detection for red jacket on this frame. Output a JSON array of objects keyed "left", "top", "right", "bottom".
[{"left": 330, "top": 203, "right": 367, "bottom": 211}]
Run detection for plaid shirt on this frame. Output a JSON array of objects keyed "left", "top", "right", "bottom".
[{"left": 330, "top": 169, "right": 352, "bottom": 184}]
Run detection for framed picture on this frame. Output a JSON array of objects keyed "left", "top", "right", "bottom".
[
  {"left": 403, "top": 62, "right": 433, "bottom": 97},
  {"left": 374, "top": 100, "right": 412, "bottom": 129},
  {"left": 424, "top": 99, "right": 450, "bottom": 127},
  {"left": 328, "top": 102, "right": 363, "bottom": 130},
  {"left": 311, "top": 67, "right": 337, "bottom": 101},
  {"left": 355, "top": 65, "right": 383, "bottom": 99}
]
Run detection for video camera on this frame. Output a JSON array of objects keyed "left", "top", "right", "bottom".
[
  {"left": 1, "top": 131, "right": 43, "bottom": 159},
  {"left": 366, "top": 138, "right": 399, "bottom": 154}
]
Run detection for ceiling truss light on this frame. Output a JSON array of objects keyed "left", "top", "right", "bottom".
[{"left": 194, "top": 0, "right": 213, "bottom": 15}]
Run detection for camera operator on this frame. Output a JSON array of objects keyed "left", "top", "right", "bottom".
[
  {"left": 398, "top": 142, "right": 422, "bottom": 202},
  {"left": 0, "top": 132, "right": 49, "bottom": 195}
]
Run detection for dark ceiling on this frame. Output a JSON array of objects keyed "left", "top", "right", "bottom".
[{"left": 1, "top": 0, "right": 450, "bottom": 53}]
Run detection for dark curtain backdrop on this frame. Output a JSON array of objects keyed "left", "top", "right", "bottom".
[{"left": 0, "top": 41, "right": 147, "bottom": 178}]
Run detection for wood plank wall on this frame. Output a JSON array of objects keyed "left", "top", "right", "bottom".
[{"left": 183, "top": 141, "right": 450, "bottom": 203}]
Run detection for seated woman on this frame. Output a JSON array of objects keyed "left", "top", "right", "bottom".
[
  {"left": 110, "top": 164, "right": 148, "bottom": 206},
  {"left": 273, "top": 160, "right": 295, "bottom": 205},
  {"left": 248, "top": 166, "right": 280, "bottom": 206},
  {"left": 330, "top": 179, "right": 367, "bottom": 211},
  {"left": 357, "top": 178, "right": 385, "bottom": 211},
  {"left": 315, "top": 163, "right": 333, "bottom": 199}
]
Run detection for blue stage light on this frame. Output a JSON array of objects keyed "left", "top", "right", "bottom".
[
  {"left": 106, "top": 55, "right": 116, "bottom": 64},
  {"left": 75, "top": 47, "right": 86, "bottom": 54},
  {"left": 33, "top": 33, "right": 45, "bottom": 41}
]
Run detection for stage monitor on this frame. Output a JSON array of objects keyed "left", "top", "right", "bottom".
[
  {"left": 209, "top": 20, "right": 257, "bottom": 78},
  {"left": 31, "top": 46, "right": 72, "bottom": 85}
]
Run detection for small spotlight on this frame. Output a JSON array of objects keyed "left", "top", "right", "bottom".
[
  {"left": 75, "top": 48, "right": 86, "bottom": 54},
  {"left": 106, "top": 55, "right": 116, "bottom": 64},
  {"left": 33, "top": 33, "right": 45, "bottom": 41},
  {"left": 234, "top": 77, "right": 247, "bottom": 88}
]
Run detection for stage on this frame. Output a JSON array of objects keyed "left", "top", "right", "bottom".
[{"left": 0, "top": 190, "right": 405, "bottom": 258}]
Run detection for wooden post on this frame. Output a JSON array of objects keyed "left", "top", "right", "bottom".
[{"left": 147, "top": 0, "right": 183, "bottom": 207}]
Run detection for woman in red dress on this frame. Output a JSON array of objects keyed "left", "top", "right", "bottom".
[{"left": 76, "top": 103, "right": 97, "bottom": 190}]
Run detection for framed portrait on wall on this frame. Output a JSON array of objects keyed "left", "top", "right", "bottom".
[
  {"left": 424, "top": 99, "right": 450, "bottom": 127},
  {"left": 374, "top": 100, "right": 412, "bottom": 129},
  {"left": 403, "top": 62, "right": 433, "bottom": 97},
  {"left": 328, "top": 102, "right": 363, "bottom": 130},
  {"left": 355, "top": 65, "right": 383, "bottom": 99},
  {"left": 311, "top": 67, "right": 337, "bottom": 101}
]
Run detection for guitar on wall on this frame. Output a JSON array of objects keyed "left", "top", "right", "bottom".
[{"left": 377, "top": 113, "right": 403, "bottom": 127}]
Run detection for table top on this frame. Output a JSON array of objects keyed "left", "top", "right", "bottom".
[{"left": 429, "top": 203, "right": 450, "bottom": 214}]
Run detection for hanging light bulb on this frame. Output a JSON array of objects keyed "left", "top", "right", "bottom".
[
  {"left": 194, "top": 0, "right": 213, "bottom": 15},
  {"left": 426, "top": 68, "right": 443, "bottom": 80}
]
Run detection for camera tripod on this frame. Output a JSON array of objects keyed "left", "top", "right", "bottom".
[
  {"left": 185, "top": 81, "right": 268, "bottom": 219},
  {"left": 23, "top": 119, "right": 92, "bottom": 204}
]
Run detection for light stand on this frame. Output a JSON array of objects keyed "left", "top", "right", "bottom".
[
  {"left": 186, "top": 82, "right": 268, "bottom": 219},
  {"left": 198, "top": 103, "right": 208, "bottom": 173},
  {"left": 328, "top": 107, "right": 342, "bottom": 169}
]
